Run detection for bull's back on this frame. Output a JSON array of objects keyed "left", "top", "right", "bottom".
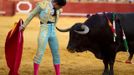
[{"left": 117, "top": 13, "right": 134, "bottom": 41}]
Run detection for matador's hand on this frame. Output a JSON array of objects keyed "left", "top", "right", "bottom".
[{"left": 19, "top": 25, "right": 25, "bottom": 31}]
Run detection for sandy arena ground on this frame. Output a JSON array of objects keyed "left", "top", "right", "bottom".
[{"left": 0, "top": 14, "right": 134, "bottom": 75}]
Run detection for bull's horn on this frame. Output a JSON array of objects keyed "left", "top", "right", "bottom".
[
  {"left": 56, "top": 26, "right": 71, "bottom": 32},
  {"left": 75, "top": 25, "right": 89, "bottom": 34}
]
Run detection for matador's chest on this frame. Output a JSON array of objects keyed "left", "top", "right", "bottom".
[{"left": 39, "top": 6, "right": 55, "bottom": 22}]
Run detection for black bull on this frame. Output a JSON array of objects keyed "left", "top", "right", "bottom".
[{"left": 56, "top": 13, "right": 134, "bottom": 75}]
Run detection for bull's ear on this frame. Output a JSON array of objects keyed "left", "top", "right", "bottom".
[{"left": 74, "top": 25, "right": 89, "bottom": 34}]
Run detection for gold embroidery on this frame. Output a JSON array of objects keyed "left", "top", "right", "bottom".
[{"left": 38, "top": 1, "right": 49, "bottom": 9}]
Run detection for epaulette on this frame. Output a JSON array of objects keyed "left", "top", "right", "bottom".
[{"left": 37, "top": 0, "right": 49, "bottom": 9}]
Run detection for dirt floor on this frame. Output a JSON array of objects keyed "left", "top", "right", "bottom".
[{"left": 0, "top": 14, "right": 134, "bottom": 75}]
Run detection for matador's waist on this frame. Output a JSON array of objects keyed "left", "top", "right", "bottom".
[{"left": 40, "top": 21, "right": 55, "bottom": 24}]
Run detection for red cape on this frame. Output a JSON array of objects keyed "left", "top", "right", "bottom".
[{"left": 5, "top": 19, "right": 24, "bottom": 75}]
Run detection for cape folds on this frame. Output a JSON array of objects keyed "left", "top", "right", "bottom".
[{"left": 5, "top": 19, "right": 24, "bottom": 75}]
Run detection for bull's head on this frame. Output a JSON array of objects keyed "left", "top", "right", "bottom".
[{"left": 56, "top": 23, "right": 90, "bottom": 53}]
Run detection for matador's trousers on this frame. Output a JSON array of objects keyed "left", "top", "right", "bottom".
[{"left": 34, "top": 23, "right": 60, "bottom": 64}]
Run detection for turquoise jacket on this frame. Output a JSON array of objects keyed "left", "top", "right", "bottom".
[{"left": 23, "top": 0, "right": 61, "bottom": 28}]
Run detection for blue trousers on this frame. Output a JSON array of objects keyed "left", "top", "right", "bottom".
[{"left": 34, "top": 23, "right": 60, "bottom": 64}]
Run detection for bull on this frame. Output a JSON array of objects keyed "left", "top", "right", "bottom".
[{"left": 56, "top": 12, "right": 134, "bottom": 75}]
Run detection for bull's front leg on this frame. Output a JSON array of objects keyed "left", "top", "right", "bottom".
[
  {"left": 102, "top": 60, "right": 109, "bottom": 75},
  {"left": 109, "top": 60, "right": 114, "bottom": 75},
  {"left": 108, "top": 51, "right": 116, "bottom": 75},
  {"left": 125, "top": 52, "right": 133, "bottom": 64}
]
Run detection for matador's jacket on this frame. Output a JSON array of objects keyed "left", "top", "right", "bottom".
[
  {"left": 23, "top": 0, "right": 61, "bottom": 28},
  {"left": 23, "top": 0, "right": 62, "bottom": 64}
]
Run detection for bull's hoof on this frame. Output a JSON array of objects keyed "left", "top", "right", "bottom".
[
  {"left": 102, "top": 70, "right": 109, "bottom": 75},
  {"left": 103, "top": 72, "right": 109, "bottom": 75},
  {"left": 109, "top": 71, "right": 114, "bottom": 75},
  {"left": 103, "top": 71, "right": 114, "bottom": 75}
]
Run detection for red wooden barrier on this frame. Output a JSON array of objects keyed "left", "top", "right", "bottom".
[
  {"left": 63, "top": 3, "right": 134, "bottom": 13},
  {"left": 0, "top": 1, "right": 15, "bottom": 16},
  {"left": 1, "top": 1, "right": 134, "bottom": 16}
]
